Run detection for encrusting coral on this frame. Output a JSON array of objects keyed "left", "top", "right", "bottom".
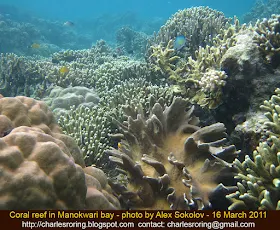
[
  {"left": 227, "top": 88, "right": 280, "bottom": 210},
  {"left": 106, "top": 97, "right": 239, "bottom": 210},
  {"left": 0, "top": 95, "right": 120, "bottom": 209}
]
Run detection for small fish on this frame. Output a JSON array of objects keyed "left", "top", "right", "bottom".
[
  {"left": 174, "top": 35, "right": 186, "bottom": 51},
  {"left": 30, "top": 43, "right": 40, "bottom": 49},
  {"left": 118, "top": 142, "right": 122, "bottom": 149},
  {"left": 59, "top": 66, "right": 70, "bottom": 74},
  {"left": 63, "top": 21, "right": 75, "bottom": 27}
]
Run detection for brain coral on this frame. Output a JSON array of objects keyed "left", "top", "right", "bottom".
[
  {"left": 106, "top": 97, "right": 239, "bottom": 210},
  {"left": 0, "top": 96, "right": 120, "bottom": 209}
]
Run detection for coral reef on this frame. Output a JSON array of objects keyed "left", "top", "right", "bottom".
[
  {"left": 227, "top": 89, "right": 280, "bottom": 210},
  {"left": 0, "top": 96, "right": 120, "bottom": 209},
  {"left": 116, "top": 26, "right": 150, "bottom": 58},
  {"left": 58, "top": 79, "right": 175, "bottom": 174},
  {"left": 243, "top": 0, "right": 280, "bottom": 23},
  {"left": 0, "top": 53, "right": 50, "bottom": 97},
  {"left": 1, "top": 41, "right": 153, "bottom": 99},
  {"left": 253, "top": 14, "right": 280, "bottom": 67},
  {"left": 148, "top": 6, "right": 231, "bottom": 58},
  {"left": 43, "top": 86, "right": 99, "bottom": 117},
  {"left": 157, "top": 17, "right": 245, "bottom": 109},
  {"left": 0, "top": 17, "right": 42, "bottom": 55},
  {"left": 106, "top": 97, "right": 238, "bottom": 210}
]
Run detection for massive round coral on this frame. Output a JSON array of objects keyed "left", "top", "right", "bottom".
[
  {"left": 0, "top": 96, "right": 120, "bottom": 209},
  {"left": 106, "top": 97, "right": 239, "bottom": 210}
]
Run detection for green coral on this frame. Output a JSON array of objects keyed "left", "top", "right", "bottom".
[{"left": 227, "top": 88, "right": 280, "bottom": 210}]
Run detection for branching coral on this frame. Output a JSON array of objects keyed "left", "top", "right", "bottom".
[
  {"left": 0, "top": 53, "right": 46, "bottom": 97},
  {"left": 148, "top": 15, "right": 247, "bottom": 109},
  {"left": 148, "top": 6, "right": 231, "bottom": 58},
  {"left": 227, "top": 88, "right": 280, "bottom": 210},
  {"left": 106, "top": 97, "right": 239, "bottom": 210},
  {"left": 58, "top": 78, "right": 175, "bottom": 175},
  {"left": 174, "top": 18, "right": 246, "bottom": 109},
  {"left": 149, "top": 40, "right": 185, "bottom": 83},
  {"left": 116, "top": 26, "right": 149, "bottom": 58},
  {"left": 254, "top": 14, "right": 280, "bottom": 67}
]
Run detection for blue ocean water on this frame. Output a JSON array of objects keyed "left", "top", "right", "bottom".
[
  {"left": 1, "top": 0, "right": 256, "bottom": 21},
  {"left": 0, "top": 0, "right": 260, "bottom": 54}
]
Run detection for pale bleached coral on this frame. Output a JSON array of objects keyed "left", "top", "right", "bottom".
[
  {"left": 43, "top": 86, "right": 99, "bottom": 118},
  {"left": 254, "top": 14, "right": 280, "bottom": 66}
]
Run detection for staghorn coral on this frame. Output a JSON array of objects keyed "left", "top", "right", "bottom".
[
  {"left": 106, "top": 97, "right": 239, "bottom": 210},
  {"left": 254, "top": 14, "right": 280, "bottom": 67},
  {"left": 0, "top": 96, "right": 120, "bottom": 209},
  {"left": 58, "top": 105, "right": 112, "bottom": 169},
  {"left": 51, "top": 40, "right": 113, "bottom": 65},
  {"left": 227, "top": 88, "right": 280, "bottom": 210},
  {"left": 149, "top": 40, "right": 185, "bottom": 83},
  {"left": 50, "top": 41, "right": 155, "bottom": 89}
]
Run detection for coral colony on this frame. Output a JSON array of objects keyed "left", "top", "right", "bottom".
[{"left": 1, "top": 5, "right": 280, "bottom": 210}]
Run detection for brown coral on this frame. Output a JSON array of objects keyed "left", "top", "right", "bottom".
[
  {"left": 0, "top": 96, "right": 120, "bottom": 209},
  {"left": 106, "top": 97, "right": 238, "bottom": 210}
]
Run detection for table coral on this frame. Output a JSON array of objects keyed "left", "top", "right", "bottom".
[{"left": 106, "top": 97, "right": 239, "bottom": 210}]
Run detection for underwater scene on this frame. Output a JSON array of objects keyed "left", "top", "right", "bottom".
[{"left": 0, "top": 0, "right": 280, "bottom": 211}]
